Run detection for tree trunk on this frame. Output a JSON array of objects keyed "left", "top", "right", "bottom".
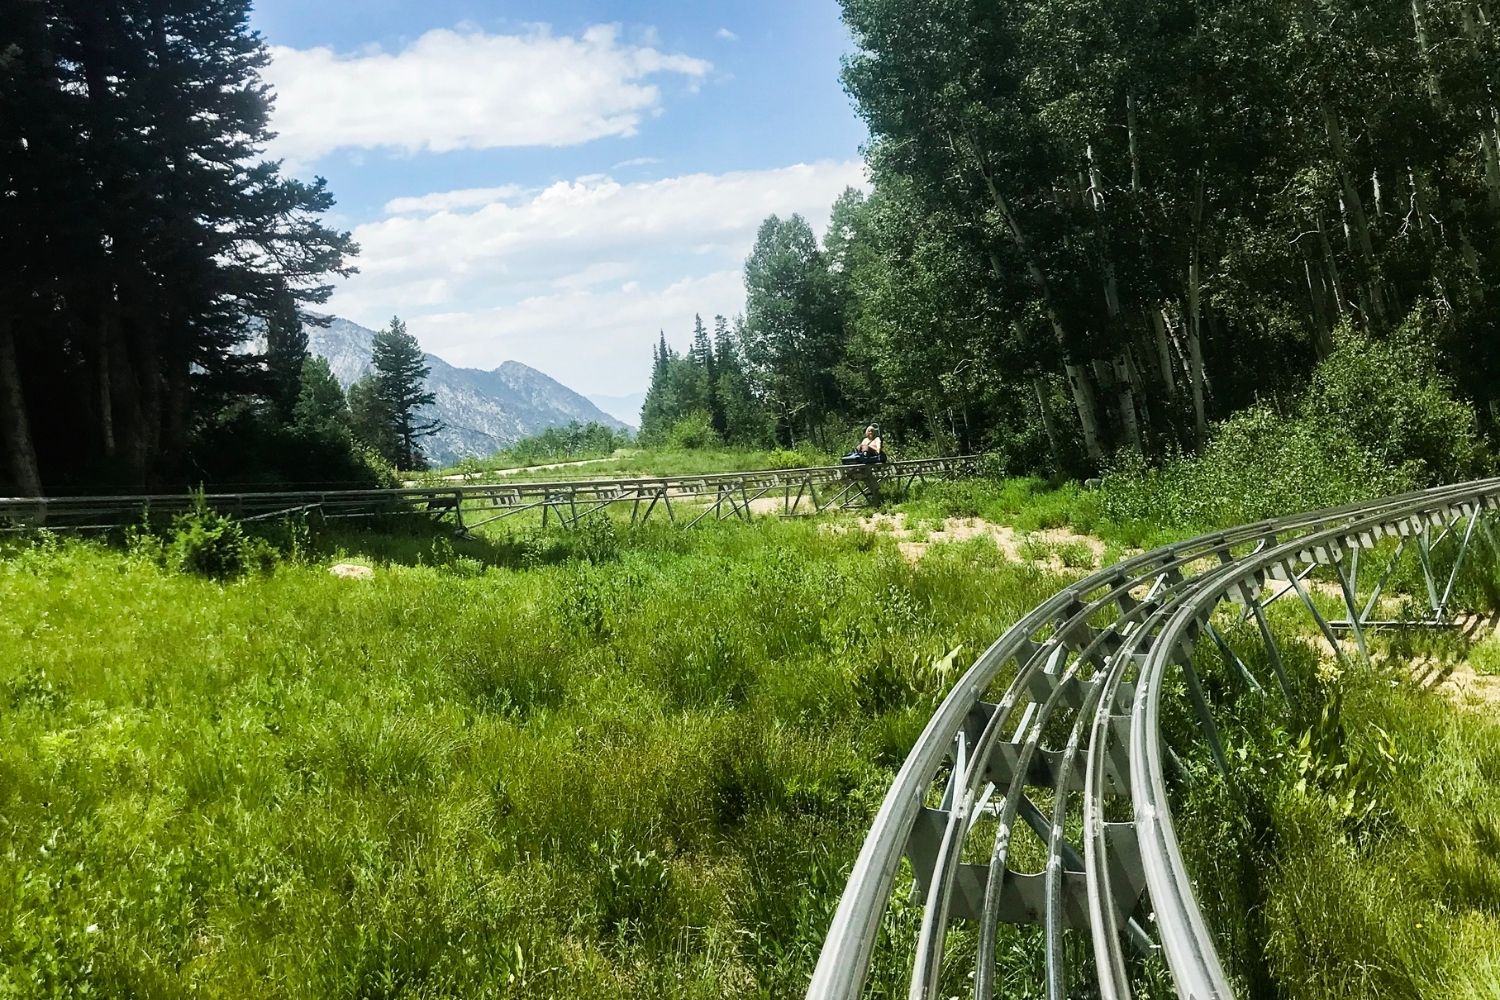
[
  {"left": 1034, "top": 376, "right": 1062, "bottom": 472},
  {"left": 980, "top": 171, "right": 1105, "bottom": 464},
  {"left": 1127, "top": 95, "right": 1142, "bottom": 194},
  {"left": 1114, "top": 354, "right": 1144, "bottom": 452},
  {"left": 1320, "top": 104, "right": 1388, "bottom": 327},
  {"left": 1456, "top": 5, "right": 1500, "bottom": 210},
  {"left": 1304, "top": 259, "right": 1333, "bottom": 356},
  {"left": 1150, "top": 309, "right": 1177, "bottom": 396},
  {"left": 107, "top": 308, "right": 149, "bottom": 487},
  {"left": 1314, "top": 213, "right": 1347, "bottom": 318},
  {"left": 0, "top": 309, "right": 43, "bottom": 496},
  {"left": 1186, "top": 244, "right": 1209, "bottom": 446},
  {"left": 1412, "top": 0, "right": 1445, "bottom": 106},
  {"left": 96, "top": 311, "right": 115, "bottom": 458}
]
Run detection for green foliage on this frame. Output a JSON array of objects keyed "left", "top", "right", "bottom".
[
  {"left": 0, "top": 512, "right": 1070, "bottom": 996},
  {"left": 1300, "top": 318, "right": 1487, "bottom": 485},
  {"left": 166, "top": 495, "right": 249, "bottom": 580},
  {"left": 1101, "top": 406, "right": 1411, "bottom": 531},
  {"left": 365, "top": 316, "right": 442, "bottom": 471},
  {"left": 666, "top": 410, "right": 719, "bottom": 451},
  {"left": 3, "top": 1, "right": 356, "bottom": 493},
  {"left": 1470, "top": 636, "right": 1500, "bottom": 677},
  {"left": 291, "top": 355, "right": 352, "bottom": 442},
  {"left": 1102, "top": 329, "right": 1491, "bottom": 531},
  {"left": 485, "top": 422, "right": 630, "bottom": 469},
  {"left": 640, "top": 317, "right": 769, "bottom": 448}
]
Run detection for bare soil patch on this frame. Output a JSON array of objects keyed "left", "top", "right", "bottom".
[
  {"left": 1410, "top": 613, "right": 1500, "bottom": 710},
  {"left": 836, "top": 512, "right": 1114, "bottom": 570}
]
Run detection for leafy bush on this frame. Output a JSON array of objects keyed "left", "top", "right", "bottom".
[
  {"left": 766, "top": 446, "right": 825, "bottom": 469},
  {"left": 1101, "top": 406, "right": 1412, "bottom": 529},
  {"left": 1300, "top": 317, "right": 1486, "bottom": 485},
  {"left": 167, "top": 495, "right": 249, "bottom": 580},
  {"left": 665, "top": 410, "right": 719, "bottom": 451},
  {"left": 575, "top": 513, "right": 621, "bottom": 565},
  {"left": 1102, "top": 320, "right": 1489, "bottom": 530}
]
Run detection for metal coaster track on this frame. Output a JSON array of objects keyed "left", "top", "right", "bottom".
[
  {"left": 0, "top": 456, "right": 978, "bottom": 532},
  {"left": 808, "top": 476, "right": 1500, "bottom": 1000}
]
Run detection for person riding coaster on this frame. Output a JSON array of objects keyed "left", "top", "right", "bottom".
[{"left": 841, "top": 424, "right": 885, "bottom": 465}]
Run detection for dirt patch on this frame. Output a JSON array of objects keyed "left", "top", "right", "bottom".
[
  {"left": 838, "top": 512, "right": 1114, "bottom": 570},
  {"left": 1412, "top": 658, "right": 1500, "bottom": 709},
  {"left": 1410, "top": 613, "right": 1500, "bottom": 710}
]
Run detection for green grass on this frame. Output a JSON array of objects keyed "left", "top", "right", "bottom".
[
  {"left": 0, "top": 516, "right": 1068, "bottom": 998},
  {"left": 895, "top": 476, "right": 1197, "bottom": 550},
  {"left": 421, "top": 445, "right": 837, "bottom": 485},
  {"left": 1167, "top": 600, "right": 1500, "bottom": 1000},
  {"left": 7, "top": 474, "right": 1500, "bottom": 999}
]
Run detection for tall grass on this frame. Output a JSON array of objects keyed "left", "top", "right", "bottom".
[
  {"left": 0, "top": 517, "right": 1064, "bottom": 997},
  {"left": 6, "top": 471, "right": 1500, "bottom": 998}
]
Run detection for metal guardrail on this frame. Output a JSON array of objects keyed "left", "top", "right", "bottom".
[
  {"left": 0, "top": 456, "right": 979, "bottom": 532},
  {"left": 809, "top": 476, "right": 1500, "bottom": 1000}
]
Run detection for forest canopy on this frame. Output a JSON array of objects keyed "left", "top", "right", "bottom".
[{"left": 642, "top": 0, "right": 1500, "bottom": 477}]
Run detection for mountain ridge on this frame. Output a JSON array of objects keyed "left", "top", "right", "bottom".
[{"left": 305, "top": 317, "right": 632, "bottom": 467}]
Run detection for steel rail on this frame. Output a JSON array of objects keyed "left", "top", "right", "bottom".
[
  {"left": 809, "top": 476, "right": 1500, "bottom": 1000},
  {"left": 0, "top": 456, "right": 978, "bottom": 532}
]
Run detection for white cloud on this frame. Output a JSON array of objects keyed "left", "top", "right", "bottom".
[
  {"left": 384, "top": 186, "right": 526, "bottom": 215},
  {"left": 716, "top": 28, "right": 739, "bottom": 41},
  {"left": 265, "top": 25, "right": 711, "bottom": 164},
  {"left": 611, "top": 156, "right": 664, "bottom": 170},
  {"left": 327, "top": 160, "right": 869, "bottom": 393},
  {"left": 418, "top": 271, "right": 747, "bottom": 393}
]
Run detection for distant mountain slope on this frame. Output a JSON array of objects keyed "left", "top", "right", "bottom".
[
  {"left": 306, "top": 317, "right": 630, "bottom": 467},
  {"left": 586, "top": 391, "right": 646, "bottom": 427}
]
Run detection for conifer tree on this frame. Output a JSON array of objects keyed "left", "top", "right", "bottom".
[
  {"left": 0, "top": 0, "right": 357, "bottom": 491},
  {"left": 291, "top": 356, "right": 352, "bottom": 443},
  {"left": 370, "top": 317, "right": 440, "bottom": 471}
]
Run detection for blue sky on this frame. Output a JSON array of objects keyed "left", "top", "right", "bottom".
[{"left": 248, "top": 0, "right": 869, "bottom": 398}]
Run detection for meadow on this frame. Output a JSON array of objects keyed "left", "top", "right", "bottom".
[
  {"left": 3, "top": 477, "right": 1500, "bottom": 999},
  {"left": 0, "top": 499, "right": 1072, "bottom": 998}
]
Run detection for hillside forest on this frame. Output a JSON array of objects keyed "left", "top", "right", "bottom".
[{"left": 642, "top": 0, "right": 1500, "bottom": 482}]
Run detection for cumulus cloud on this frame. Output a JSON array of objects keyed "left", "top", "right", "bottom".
[
  {"left": 384, "top": 186, "right": 526, "bottom": 215},
  {"left": 716, "top": 28, "right": 739, "bottom": 41},
  {"left": 418, "top": 271, "right": 747, "bottom": 390},
  {"left": 328, "top": 160, "right": 868, "bottom": 392},
  {"left": 265, "top": 25, "right": 711, "bottom": 164}
]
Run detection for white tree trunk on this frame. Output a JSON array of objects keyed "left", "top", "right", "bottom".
[
  {"left": 1033, "top": 376, "right": 1062, "bottom": 470},
  {"left": 1321, "top": 104, "right": 1388, "bottom": 327},
  {"left": 980, "top": 168, "right": 1106, "bottom": 463},
  {"left": 1186, "top": 245, "right": 1209, "bottom": 446},
  {"left": 1150, "top": 309, "right": 1177, "bottom": 396}
]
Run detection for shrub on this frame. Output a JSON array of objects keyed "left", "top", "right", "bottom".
[
  {"left": 1300, "top": 315, "right": 1486, "bottom": 485},
  {"left": 575, "top": 513, "right": 621, "bottom": 565},
  {"left": 1102, "top": 405, "right": 1413, "bottom": 529},
  {"left": 167, "top": 494, "right": 249, "bottom": 580},
  {"left": 666, "top": 410, "right": 719, "bottom": 451},
  {"left": 1101, "top": 314, "right": 1490, "bottom": 531}
]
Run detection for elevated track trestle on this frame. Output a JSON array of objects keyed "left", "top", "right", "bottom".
[
  {"left": 0, "top": 456, "right": 978, "bottom": 533},
  {"left": 809, "top": 477, "right": 1500, "bottom": 1000}
]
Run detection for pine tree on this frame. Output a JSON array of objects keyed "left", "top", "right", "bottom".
[
  {"left": 0, "top": 0, "right": 356, "bottom": 491},
  {"left": 348, "top": 375, "right": 396, "bottom": 466},
  {"left": 291, "top": 356, "right": 352, "bottom": 443},
  {"left": 370, "top": 316, "right": 440, "bottom": 470}
]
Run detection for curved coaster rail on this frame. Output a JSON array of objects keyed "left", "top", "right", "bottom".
[
  {"left": 809, "top": 477, "right": 1500, "bottom": 1000},
  {"left": 0, "top": 456, "right": 978, "bottom": 532}
]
